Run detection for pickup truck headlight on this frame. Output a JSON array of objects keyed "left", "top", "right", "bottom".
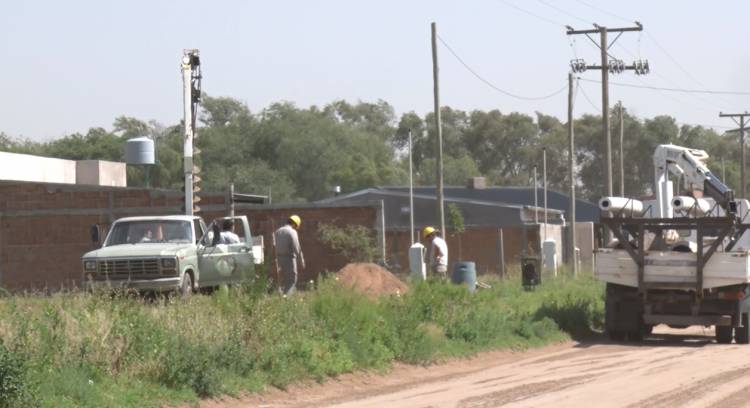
[
  {"left": 161, "top": 258, "right": 177, "bottom": 269},
  {"left": 83, "top": 260, "right": 97, "bottom": 271}
]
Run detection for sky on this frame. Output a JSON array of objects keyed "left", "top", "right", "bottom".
[{"left": 1, "top": 0, "right": 749, "bottom": 141}]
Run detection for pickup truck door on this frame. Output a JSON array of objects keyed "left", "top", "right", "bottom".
[
  {"left": 210, "top": 216, "right": 255, "bottom": 283},
  {"left": 197, "top": 222, "right": 234, "bottom": 287}
]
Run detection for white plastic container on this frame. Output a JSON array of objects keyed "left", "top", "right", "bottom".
[
  {"left": 543, "top": 238, "right": 558, "bottom": 275},
  {"left": 409, "top": 243, "right": 426, "bottom": 281}
]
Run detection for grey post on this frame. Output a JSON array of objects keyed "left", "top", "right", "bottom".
[
  {"left": 719, "top": 111, "right": 750, "bottom": 199},
  {"left": 431, "top": 22, "right": 445, "bottom": 236},
  {"left": 568, "top": 72, "right": 577, "bottom": 276}
]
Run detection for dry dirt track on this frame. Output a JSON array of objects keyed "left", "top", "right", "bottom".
[{"left": 213, "top": 326, "right": 750, "bottom": 408}]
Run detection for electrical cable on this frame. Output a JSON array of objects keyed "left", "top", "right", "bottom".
[
  {"left": 577, "top": 79, "right": 600, "bottom": 111},
  {"left": 578, "top": 78, "right": 750, "bottom": 96},
  {"left": 497, "top": 0, "right": 565, "bottom": 27},
  {"left": 535, "top": 0, "right": 590, "bottom": 25},
  {"left": 438, "top": 35, "right": 568, "bottom": 101}
]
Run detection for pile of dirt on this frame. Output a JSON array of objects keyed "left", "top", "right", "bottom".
[{"left": 336, "top": 262, "right": 409, "bottom": 297}]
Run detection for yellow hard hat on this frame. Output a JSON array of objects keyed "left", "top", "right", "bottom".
[
  {"left": 422, "top": 226, "right": 436, "bottom": 239},
  {"left": 289, "top": 215, "right": 301, "bottom": 227}
]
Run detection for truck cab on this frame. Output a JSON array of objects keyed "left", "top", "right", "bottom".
[{"left": 81, "top": 215, "right": 256, "bottom": 296}]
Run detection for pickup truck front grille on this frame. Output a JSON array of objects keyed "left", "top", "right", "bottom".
[{"left": 99, "top": 259, "right": 160, "bottom": 278}]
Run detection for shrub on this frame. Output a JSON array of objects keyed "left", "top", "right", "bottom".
[
  {"left": 318, "top": 223, "right": 377, "bottom": 262},
  {"left": 0, "top": 342, "right": 35, "bottom": 408}
]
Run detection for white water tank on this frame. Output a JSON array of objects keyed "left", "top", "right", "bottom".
[
  {"left": 543, "top": 238, "right": 558, "bottom": 274},
  {"left": 409, "top": 243, "right": 426, "bottom": 281},
  {"left": 125, "top": 137, "right": 155, "bottom": 165}
]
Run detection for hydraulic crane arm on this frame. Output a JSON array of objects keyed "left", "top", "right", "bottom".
[{"left": 653, "top": 144, "right": 735, "bottom": 214}]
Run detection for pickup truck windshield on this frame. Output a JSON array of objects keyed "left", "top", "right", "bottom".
[{"left": 105, "top": 220, "right": 193, "bottom": 246}]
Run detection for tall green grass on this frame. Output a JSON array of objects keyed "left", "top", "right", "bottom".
[{"left": 0, "top": 272, "right": 603, "bottom": 407}]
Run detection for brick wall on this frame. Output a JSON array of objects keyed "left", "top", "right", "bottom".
[{"left": 0, "top": 182, "right": 377, "bottom": 291}]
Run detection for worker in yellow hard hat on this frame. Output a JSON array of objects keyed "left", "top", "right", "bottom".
[
  {"left": 423, "top": 226, "right": 448, "bottom": 279},
  {"left": 274, "top": 215, "right": 305, "bottom": 295}
]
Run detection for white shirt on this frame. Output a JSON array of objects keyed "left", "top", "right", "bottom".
[
  {"left": 430, "top": 236, "right": 448, "bottom": 267},
  {"left": 219, "top": 231, "right": 240, "bottom": 244}
]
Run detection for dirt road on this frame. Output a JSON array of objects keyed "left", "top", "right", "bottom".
[{"left": 217, "top": 326, "right": 750, "bottom": 408}]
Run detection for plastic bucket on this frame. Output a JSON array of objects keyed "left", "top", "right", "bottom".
[{"left": 451, "top": 261, "right": 477, "bottom": 292}]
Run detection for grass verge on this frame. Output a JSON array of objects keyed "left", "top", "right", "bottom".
[{"left": 0, "top": 271, "right": 603, "bottom": 407}]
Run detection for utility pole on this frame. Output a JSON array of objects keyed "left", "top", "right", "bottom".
[
  {"left": 567, "top": 23, "right": 648, "bottom": 199},
  {"left": 431, "top": 22, "right": 445, "bottom": 236},
  {"left": 543, "top": 147, "right": 548, "bottom": 242},
  {"left": 722, "top": 157, "right": 726, "bottom": 183},
  {"left": 568, "top": 72, "right": 577, "bottom": 276},
  {"left": 719, "top": 112, "right": 750, "bottom": 199},
  {"left": 533, "top": 166, "right": 538, "bottom": 224},
  {"left": 618, "top": 101, "right": 625, "bottom": 197},
  {"left": 181, "top": 49, "right": 202, "bottom": 216},
  {"left": 408, "top": 129, "right": 415, "bottom": 245}
]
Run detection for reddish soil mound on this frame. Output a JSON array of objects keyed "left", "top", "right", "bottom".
[{"left": 336, "top": 263, "right": 409, "bottom": 297}]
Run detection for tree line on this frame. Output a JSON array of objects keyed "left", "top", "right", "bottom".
[{"left": 0, "top": 96, "right": 743, "bottom": 203}]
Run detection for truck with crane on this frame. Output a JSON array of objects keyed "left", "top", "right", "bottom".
[{"left": 597, "top": 144, "right": 750, "bottom": 343}]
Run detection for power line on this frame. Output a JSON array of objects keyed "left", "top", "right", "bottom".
[
  {"left": 497, "top": 0, "right": 565, "bottom": 27},
  {"left": 535, "top": 0, "right": 590, "bottom": 25},
  {"left": 438, "top": 35, "right": 568, "bottom": 101},
  {"left": 578, "top": 78, "right": 750, "bottom": 96},
  {"left": 574, "top": 0, "right": 632, "bottom": 24},
  {"left": 577, "top": 79, "right": 600, "bottom": 111}
]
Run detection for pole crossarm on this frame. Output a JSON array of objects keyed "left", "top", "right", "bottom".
[{"left": 566, "top": 22, "right": 643, "bottom": 35}]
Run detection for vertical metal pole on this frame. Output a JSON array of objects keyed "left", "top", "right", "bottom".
[
  {"left": 619, "top": 101, "right": 624, "bottom": 197},
  {"left": 380, "top": 200, "right": 387, "bottom": 264},
  {"left": 431, "top": 22, "right": 446, "bottom": 236},
  {"left": 182, "top": 52, "right": 194, "bottom": 216},
  {"left": 569, "top": 73, "right": 577, "bottom": 277},
  {"left": 533, "top": 166, "right": 538, "bottom": 224},
  {"left": 543, "top": 147, "right": 548, "bottom": 242},
  {"left": 499, "top": 228, "right": 505, "bottom": 278},
  {"left": 722, "top": 157, "right": 726, "bottom": 183},
  {"left": 229, "top": 183, "right": 235, "bottom": 217},
  {"left": 600, "top": 27, "right": 612, "bottom": 199},
  {"left": 742, "top": 116, "right": 746, "bottom": 199},
  {"left": 409, "top": 129, "right": 415, "bottom": 245}
]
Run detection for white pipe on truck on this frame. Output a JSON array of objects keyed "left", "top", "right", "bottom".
[
  {"left": 671, "top": 196, "right": 711, "bottom": 216},
  {"left": 599, "top": 196, "right": 644, "bottom": 216}
]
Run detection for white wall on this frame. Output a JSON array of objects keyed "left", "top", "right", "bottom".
[
  {"left": 0, "top": 152, "right": 76, "bottom": 184},
  {"left": 0, "top": 152, "right": 126, "bottom": 187}
]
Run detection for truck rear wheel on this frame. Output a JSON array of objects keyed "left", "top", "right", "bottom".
[
  {"left": 735, "top": 314, "right": 749, "bottom": 344},
  {"left": 716, "top": 325, "right": 733, "bottom": 344}
]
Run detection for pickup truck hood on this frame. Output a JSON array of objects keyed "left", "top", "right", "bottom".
[{"left": 83, "top": 243, "right": 195, "bottom": 259}]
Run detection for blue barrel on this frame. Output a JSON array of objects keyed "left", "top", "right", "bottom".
[{"left": 451, "top": 261, "right": 477, "bottom": 292}]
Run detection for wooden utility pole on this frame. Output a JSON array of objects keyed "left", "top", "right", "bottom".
[
  {"left": 719, "top": 112, "right": 750, "bottom": 199},
  {"left": 568, "top": 72, "right": 577, "bottom": 276},
  {"left": 431, "top": 22, "right": 445, "bottom": 235},
  {"left": 619, "top": 101, "right": 625, "bottom": 197},
  {"left": 566, "top": 23, "right": 647, "bottom": 199}
]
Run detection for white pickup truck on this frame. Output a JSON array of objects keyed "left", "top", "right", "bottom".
[{"left": 81, "top": 215, "right": 257, "bottom": 296}]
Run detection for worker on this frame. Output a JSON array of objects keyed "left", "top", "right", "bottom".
[
  {"left": 423, "top": 226, "right": 448, "bottom": 279},
  {"left": 219, "top": 219, "right": 240, "bottom": 244},
  {"left": 274, "top": 215, "right": 305, "bottom": 295}
]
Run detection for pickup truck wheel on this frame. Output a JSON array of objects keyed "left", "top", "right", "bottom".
[
  {"left": 715, "top": 325, "right": 733, "bottom": 344},
  {"left": 735, "top": 314, "right": 750, "bottom": 344},
  {"left": 180, "top": 273, "right": 193, "bottom": 298}
]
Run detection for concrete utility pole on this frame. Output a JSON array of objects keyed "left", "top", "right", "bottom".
[
  {"left": 567, "top": 23, "right": 647, "bottom": 199},
  {"left": 618, "top": 101, "right": 625, "bottom": 197},
  {"left": 719, "top": 112, "right": 750, "bottom": 199},
  {"left": 543, "top": 148, "right": 548, "bottom": 242},
  {"left": 431, "top": 22, "right": 446, "bottom": 236},
  {"left": 533, "top": 166, "right": 539, "bottom": 224},
  {"left": 568, "top": 72, "right": 577, "bottom": 276},
  {"left": 181, "top": 49, "right": 202, "bottom": 216},
  {"left": 408, "top": 129, "right": 415, "bottom": 245}
]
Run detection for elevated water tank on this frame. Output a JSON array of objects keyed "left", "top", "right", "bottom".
[{"left": 125, "top": 137, "right": 155, "bottom": 165}]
